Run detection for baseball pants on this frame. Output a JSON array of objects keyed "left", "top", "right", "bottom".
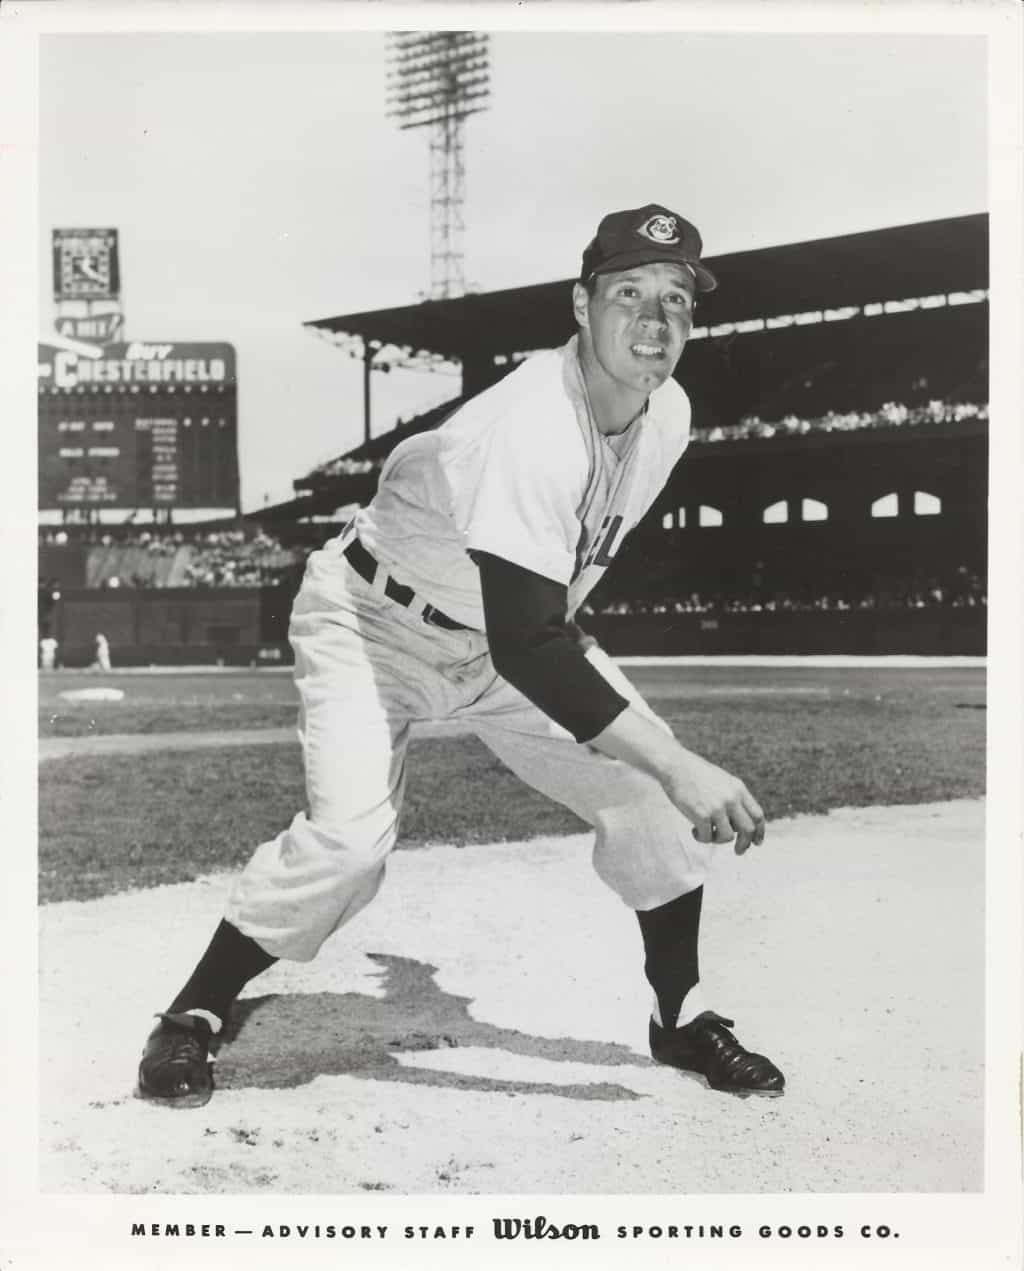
[{"left": 224, "top": 538, "right": 714, "bottom": 961}]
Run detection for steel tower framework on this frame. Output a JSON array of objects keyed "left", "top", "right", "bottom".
[{"left": 387, "top": 32, "right": 490, "bottom": 300}]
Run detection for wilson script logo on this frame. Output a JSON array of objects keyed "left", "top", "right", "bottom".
[{"left": 493, "top": 1215, "right": 599, "bottom": 1241}]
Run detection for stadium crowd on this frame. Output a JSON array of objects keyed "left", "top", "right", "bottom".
[
  {"left": 40, "top": 525, "right": 296, "bottom": 589},
  {"left": 693, "top": 400, "right": 986, "bottom": 445},
  {"left": 39, "top": 519, "right": 987, "bottom": 608},
  {"left": 307, "top": 456, "right": 376, "bottom": 479},
  {"left": 589, "top": 566, "right": 986, "bottom": 617},
  {"left": 179, "top": 528, "right": 291, "bottom": 588}
]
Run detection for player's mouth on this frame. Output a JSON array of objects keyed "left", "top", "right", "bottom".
[{"left": 629, "top": 342, "right": 667, "bottom": 360}]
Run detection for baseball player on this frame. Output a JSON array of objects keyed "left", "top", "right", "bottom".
[
  {"left": 93, "top": 632, "right": 111, "bottom": 673},
  {"left": 138, "top": 203, "right": 784, "bottom": 1107}
]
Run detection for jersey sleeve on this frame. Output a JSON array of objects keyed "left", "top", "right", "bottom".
[
  {"left": 477, "top": 552, "right": 629, "bottom": 742},
  {"left": 442, "top": 394, "right": 586, "bottom": 586}
]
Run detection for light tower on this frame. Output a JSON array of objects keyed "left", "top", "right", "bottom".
[{"left": 387, "top": 32, "right": 490, "bottom": 300}]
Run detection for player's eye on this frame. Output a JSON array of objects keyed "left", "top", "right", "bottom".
[{"left": 616, "top": 285, "right": 639, "bottom": 298}]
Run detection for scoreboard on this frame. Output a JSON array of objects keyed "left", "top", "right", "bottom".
[{"left": 38, "top": 341, "right": 239, "bottom": 512}]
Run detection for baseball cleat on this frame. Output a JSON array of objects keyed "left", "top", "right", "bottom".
[
  {"left": 650, "top": 1011, "right": 785, "bottom": 1097},
  {"left": 136, "top": 1012, "right": 216, "bottom": 1108}
]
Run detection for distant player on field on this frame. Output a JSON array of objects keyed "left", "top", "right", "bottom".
[
  {"left": 39, "top": 635, "right": 58, "bottom": 670},
  {"left": 138, "top": 203, "right": 784, "bottom": 1107},
  {"left": 93, "top": 633, "right": 111, "bottom": 673}
]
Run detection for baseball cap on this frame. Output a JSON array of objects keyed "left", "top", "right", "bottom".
[{"left": 579, "top": 203, "right": 718, "bottom": 293}]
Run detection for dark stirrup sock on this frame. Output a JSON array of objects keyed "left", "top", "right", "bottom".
[
  {"left": 635, "top": 886, "right": 703, "bottom": 1032},
  {"left": 167, "top": 919, "right": 278, "bottom": 1026}
]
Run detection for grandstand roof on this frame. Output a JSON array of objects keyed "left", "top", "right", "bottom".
[{"left": 305, "top": 214, "right": 987, "bottom": 363}]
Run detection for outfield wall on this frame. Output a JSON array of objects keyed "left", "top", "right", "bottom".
[
  {"left": 47, "top": 585, "right": 985, "bottom": 665},
  {"left": 51, "top": 587, "right": 265, "bottom": 666},
  {"left": 585, "top": 607, "right": 985, "bottom": 658}
]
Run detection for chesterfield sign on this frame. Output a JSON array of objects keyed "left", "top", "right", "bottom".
[
  {"left": 38, "top": 342, "right": 237, "bottom": 390},
  {"left": 38, "top": 339, "right": 240, "bottom": 511}
]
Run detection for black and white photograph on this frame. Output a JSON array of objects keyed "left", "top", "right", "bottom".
[{"left": 1, "top": 0, "right": 1021, "bottom": 1266}]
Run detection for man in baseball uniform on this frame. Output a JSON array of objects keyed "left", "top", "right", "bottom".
[{"left": 138, "top": 203, "right": 784, "bottom": 1107}]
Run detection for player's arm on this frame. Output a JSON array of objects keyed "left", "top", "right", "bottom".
[
  {"left": 476, "top": 550, "right": 630, "bottom": 742},
  {"left": 477, "top": 552, "right": 766, "bottom": 854}
]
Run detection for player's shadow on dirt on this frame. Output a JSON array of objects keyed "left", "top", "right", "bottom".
[{"left": 217, "top": 953, "right": 647, "bottom": 1102}]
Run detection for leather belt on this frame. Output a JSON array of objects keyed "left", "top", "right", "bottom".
[{"left": 343, "top": 537, "right": 468, "bottom": 631}]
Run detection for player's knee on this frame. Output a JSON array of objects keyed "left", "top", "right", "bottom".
[
  {"left": 590, "top": 800, "right": 711, "bottom": 908},
  {"left": 291, "top": 810, "right": 395, "bottom": 877},
  {"left": 595, "top": 796, "right": 688, "bottom": 847}
]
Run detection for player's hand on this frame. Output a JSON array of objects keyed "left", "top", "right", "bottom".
[
  {"left": 658, "top": 749, "right": 766, "bottom": 855},
  {"left": 587, "top": 704, "right": 766, "bottom": 854}
]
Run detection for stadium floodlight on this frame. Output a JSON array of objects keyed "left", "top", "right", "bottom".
[{"left": 387, "top": 32, "right": 491, "bottom": 300}]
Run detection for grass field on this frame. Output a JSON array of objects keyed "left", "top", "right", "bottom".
[
  {"left": 38, "top": 665, "right": 986, "bottom": 904},
  {"left": 39, "top": 670, "right": 297, "bottom": 738}
]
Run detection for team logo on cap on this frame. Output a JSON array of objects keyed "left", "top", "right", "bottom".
[{"left": 637, "top": 214, "right": 680, "bottom": 245}]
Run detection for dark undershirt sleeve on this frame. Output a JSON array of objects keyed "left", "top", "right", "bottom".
[{"left": 474, "top": 550, "right": 630, "bottom": 743}]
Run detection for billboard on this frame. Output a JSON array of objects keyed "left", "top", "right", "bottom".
[
  {"left": 38, "top": 341, "right": 239, "bottom": 511},
  {"left": 52, "top": 228, "right": 121, "bottom": 301}
]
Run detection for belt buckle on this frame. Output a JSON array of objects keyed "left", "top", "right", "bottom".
[{"left": 421, "top": 603, "right": 442, "bottom": 628}]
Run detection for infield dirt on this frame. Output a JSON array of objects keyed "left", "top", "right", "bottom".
[{"left": 39, "top": 798, "right": 983, "bottom": 1195}]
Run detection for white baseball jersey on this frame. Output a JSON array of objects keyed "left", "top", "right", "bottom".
[
  {"left": 227, "top": 337, "right": 711, "bottom": 965},
  {"left": 352, "top": 335, "right": 692, "bottom": 628}
]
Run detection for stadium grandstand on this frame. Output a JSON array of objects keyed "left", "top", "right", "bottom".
[{"left": 39, "top": 214, "right": 988, "bottom": 664}]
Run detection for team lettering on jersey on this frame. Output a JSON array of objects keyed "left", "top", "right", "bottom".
[{"left": 583, "top": 514, "right": 625, "bottom": 570}]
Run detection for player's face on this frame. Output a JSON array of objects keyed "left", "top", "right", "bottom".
[{"left": 574, "top": 262, "right": 696, "bottom": 398}]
